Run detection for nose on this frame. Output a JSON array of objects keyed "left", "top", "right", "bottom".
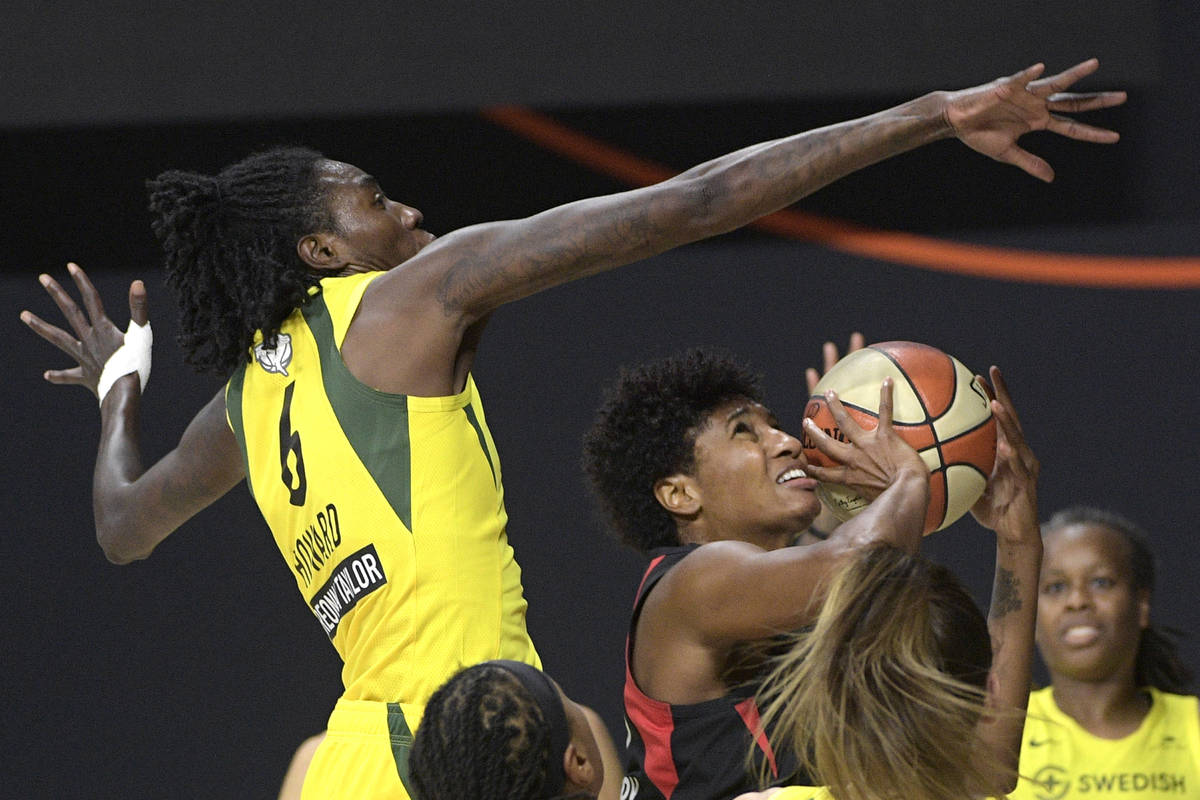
[
  {"left": 1065, "top": 583, "right": 1092, "bottom": 610},
  {"left": 395, "top": 203, "right": 423, "bottom": 229},
  {"left": 771, "top": 427, "right": 803, "bottom": 459}
]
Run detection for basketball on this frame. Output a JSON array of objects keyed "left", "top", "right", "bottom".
[{"left": 801, "top": 341, "right": 996, "bottom": 534}]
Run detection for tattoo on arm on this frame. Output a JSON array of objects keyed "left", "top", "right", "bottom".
[{"left": 990, "top": 567, "right": 1022, "bottom": 618}]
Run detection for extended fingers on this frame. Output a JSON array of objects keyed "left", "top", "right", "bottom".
[
  {"left": 1046, "top": 114, "right": 1120, "bottom": 143},
  {"left": 821, "top": 341, "right": 839, "bottom": 374},
  {"left": 20, "top": 310, "right": 81, "bottom": 358},
  {"left": 1027, "top": 58, "right": 1099, "bottom": 98},
  {"left": 39, "top": 273, "right": 91, "bottom": 338},
  {"left": 999, "top": 144, "right": 1055, "bottom": 183},
  {"left": 876, "top": 378, "right": 894, "bottom": 429},
  {"left": 987, "top": 367, "right": 1023, "bottom": 431},
  {"left": 43, "top": 366, "right": 87, "bottom": 386},
  {"left": 801, "top": 417, "right": 854, "bottom": 464},
  {"left": 992, "top": 399, "right": 1040, "bottom": 479},
  {"left": 1007, "top": 62, "right": 1046, "bottom": 90},
  {"left": 823, "top": 389, "right": 870, "bottom": 442},
  {"left": 1047, "top": 90, "right": 1127, "bottom": 113},
  {"left": 805, "top": 367, "right": 821, "bottom": 394},
  {"left": 67, "top": 262, "right": 109, "bottom": 325}
]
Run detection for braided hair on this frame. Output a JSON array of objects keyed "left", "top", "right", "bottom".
[
  {"left": 146, "top": 146, "right": 337, "bottom": 375},
  {"left": 1043, "top": 506, "right": 1194, "bottom": 693},
  {"left": 410, "top": 662, "right": 589, "bottom": 800}
]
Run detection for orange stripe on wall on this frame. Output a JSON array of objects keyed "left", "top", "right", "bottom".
[{"left": 481, "top": 105, "right": 1200, "bottom": 289}]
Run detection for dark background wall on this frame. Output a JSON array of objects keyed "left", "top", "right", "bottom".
[{"left": 3, "top": 2, "right": 1197, "bottom": 797}]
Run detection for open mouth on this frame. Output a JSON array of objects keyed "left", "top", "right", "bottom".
[
  {"left": 776, "top": 467, "right": 808, "bottom": 484},
  {"left": 1062, "top": 624, "right": 1101, "bottom": 646}
]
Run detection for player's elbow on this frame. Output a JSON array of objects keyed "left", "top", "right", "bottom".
[
  {"left": 95, "top": 517, "right": 154, "bottom": 564},
  {"left": 97, "top": 533, "right": 148, "bottom": 565}
]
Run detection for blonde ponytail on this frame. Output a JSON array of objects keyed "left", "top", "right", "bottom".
[{"left": 756, "top": 545, "right": 1001, "bottom": 800}]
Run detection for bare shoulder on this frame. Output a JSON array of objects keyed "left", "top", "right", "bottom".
[
  {"left": 645, "top": 541, "right": 766, "bottom": 621},
  {"left": 343, "top": 242, "right": 483, "bottom": 394}
]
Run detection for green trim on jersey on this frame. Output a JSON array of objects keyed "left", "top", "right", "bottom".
[
  {"left": 387, "top": 702, "right": 416, "bottom": 793},
  {"left": 225, "top": 363, "right": 254, "bottom": 499},
  {"left": 463, "top": 403, "right": 497, "bottom": 486},
  {"left": 300, "top": 294, "right": 414, "bottom": 532}
]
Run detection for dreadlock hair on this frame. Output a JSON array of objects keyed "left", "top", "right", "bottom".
[
  {"left": 146, "top": 146, "right": 338, "bottom": 375},
  {"left": 581, "top": 348, "right": 764, "bottom": 552},
  {"left": 409, "top": 663, "right": 588, "bottom": 800},
  {"left": 756, "top": 545, "right": 1004, "bottom": 800},
  {"left": 1043, "top": 506, "right": 1194, "bottom": 693}
]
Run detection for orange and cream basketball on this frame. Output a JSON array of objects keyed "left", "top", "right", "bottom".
[{"left": 802, "top": 341, "right": 996, "bottom": 534}]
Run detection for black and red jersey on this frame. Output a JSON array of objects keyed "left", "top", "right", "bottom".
[{"left": 621, "top": 545, "right": 802, "bottom": 800}]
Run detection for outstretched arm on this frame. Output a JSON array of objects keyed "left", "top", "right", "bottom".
[
  {"left": 390, "top": 60, "right": 1122, "bottom": 320},
  {"left": 21, "top": 264, "right": 243, "bottom": 563},
  {"left": 359, "top": 60, "right": 1123, "bottom": 393},
  {"left": 967, "top": 367, "right": 1042, "bottom": 794}
]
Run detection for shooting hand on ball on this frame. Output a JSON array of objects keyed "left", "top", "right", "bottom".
[
  {"left": 969, "top": 366, "right": 1040, "bottom": 543},
  {"left": 802, "top": 378, "right": 928, "bottom": 501}
]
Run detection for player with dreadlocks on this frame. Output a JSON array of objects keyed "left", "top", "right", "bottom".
[{"left": 21, "top": 59, "right": 1122, "bottom": 799}]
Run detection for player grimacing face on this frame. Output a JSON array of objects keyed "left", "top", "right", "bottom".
[
  {"left": 1035, "top": 523, "right": 1149, "bottom": 684},
  {"left": 685, "top": 401, "right": 822, "bottom": 546},
  {"left": 313, "top": 160, "right": 436, "bottom": 272}
]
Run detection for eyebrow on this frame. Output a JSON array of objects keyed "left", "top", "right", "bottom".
[
  {"left": 725, "top": 406, "right": 751, "bottom": 423},
  {"left": 354, "top": 173, "right": 381, "bottom": 188}
]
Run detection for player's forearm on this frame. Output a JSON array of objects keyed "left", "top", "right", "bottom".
[
  {"left": 829, "top": 469, "right": 929, "bottom": 555},
  {"left": 93, "top": 377, "right": 155, "bottom": 563},
  {"left": 973, "top": 536, "right": 1042, "bottom": 793},
  {"left": 433, "top": 93, "right": 953, "bottom": 322},
  {"left": 668, "top": 91, "right": 952, "bottom": 234}
]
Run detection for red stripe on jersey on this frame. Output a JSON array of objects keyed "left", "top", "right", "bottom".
[
  {"left": 625, "top": 666, "right": 681, "bottom": 799},
  {"left": 734, "top": 697, "right": 779, "bottom": 777},
  {"left": 624, "top": 554, "right": 677, "bottom": 797}
]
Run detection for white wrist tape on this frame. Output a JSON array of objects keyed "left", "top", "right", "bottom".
[{"left": 97, "top": 320, "right": 152, "bottom": 406}]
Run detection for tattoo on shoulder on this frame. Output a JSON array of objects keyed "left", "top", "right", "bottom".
[{"left": 991, "top": 567, "right": 1022, "bottom": 617}]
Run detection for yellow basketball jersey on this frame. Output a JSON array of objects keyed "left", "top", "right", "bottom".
[
  {"left": 1009, "top": 687, "right": 1200, "bottom": 799},
  {"left": 225, "top": 272, "right": 540, "bottom": 704},
  {"left": 771, "top": 786, "right": 829, "bottom": 800}
]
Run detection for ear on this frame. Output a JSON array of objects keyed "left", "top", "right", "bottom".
[
  {"left": 653, "top": 473, "right": 701, "bottom": 517},
  {"left": 562, "top": 741, "right": 597, "bottom": 794},
  {"left": 1137, "top": 587, "right": 1151, "bottom": 629},
  {"left": 297, "top": 232, "right": 345, "bottom": 271}
]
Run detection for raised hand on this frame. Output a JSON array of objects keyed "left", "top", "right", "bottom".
[
  {"left": 802, "top": 378, "right": 928, "bottom": 501},
  {"left": 944, "top": 58, "right": 1127, "bottom": 182},
  {"left": 970, "top": 366, "right": 1040, "bottom": 541},
  {"left": 20, "top": 262, "right": 149, "bottom": 399},
  {"left": 805, "top": 331, "right": 865, "bottom": 395}
]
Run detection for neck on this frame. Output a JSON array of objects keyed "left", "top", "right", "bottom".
[
  {"left": 1050, "top": 671, "right": 1150, "bottom": 738},
  {"left": 676, "top": 519, "right": 793, "bottom": 551}
]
